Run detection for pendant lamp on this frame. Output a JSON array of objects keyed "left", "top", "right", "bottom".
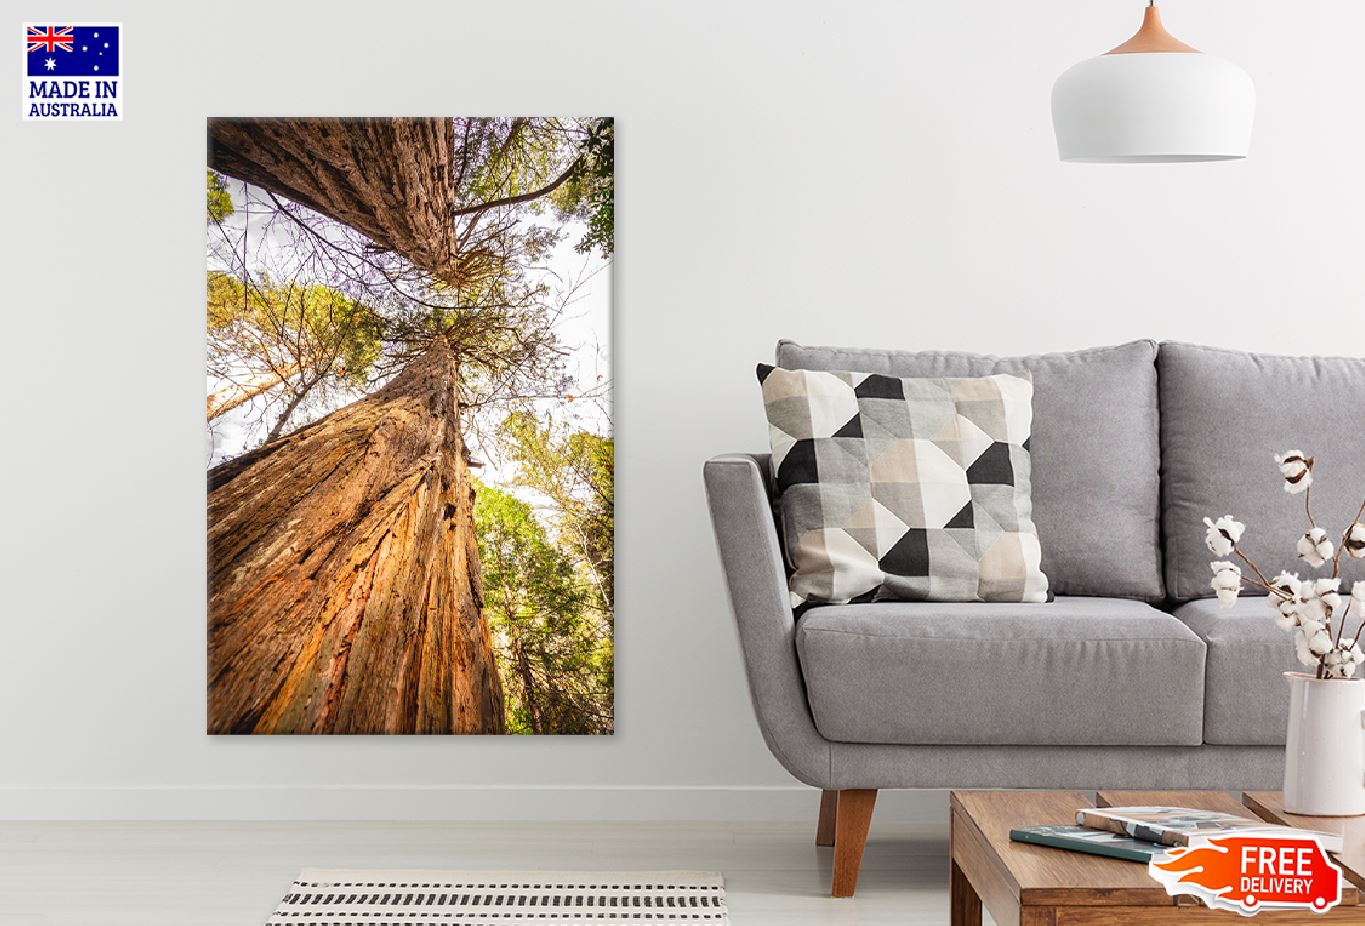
[{"left": 1051, "top": 2, "right": 1255, "bottom": 163}]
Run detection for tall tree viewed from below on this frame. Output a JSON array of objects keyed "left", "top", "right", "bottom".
[{"left": 206, "top": 117, "right": 612, "bottom": 735}]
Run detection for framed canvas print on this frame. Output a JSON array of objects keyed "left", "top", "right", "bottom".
[{"left": 206, "top": 117, "right": 613, "bottom": 735}]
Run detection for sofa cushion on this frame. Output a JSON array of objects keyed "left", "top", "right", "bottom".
[
  {"left": 1174, "top": 596, "right": 1298, "bottom": 745},
  {"left": 794, "top": 597, "right": 1205, "bottom": 746},
  {"left": 756, "top": 365, "right": 1049, "bottom": 606},
  {"left": 776, "top": 340, "right": 1162, "bottom": 600},
  {"left": 1159, "top": 342, "right": 1365, "bottom": 600}
]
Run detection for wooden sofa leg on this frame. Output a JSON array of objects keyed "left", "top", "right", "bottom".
[
  {"left": 816, "top": 790, "right": 838, "bottom": 847},
  {"left": 831, "top": 789, "right": 877, "bottom": 897}
]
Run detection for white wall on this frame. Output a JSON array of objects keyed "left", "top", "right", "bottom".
[{"left": 3, "top": 0, "right": 1364, "bottom": 821}]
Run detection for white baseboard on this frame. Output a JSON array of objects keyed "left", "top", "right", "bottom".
[{"left": 0, "top": 785, "right": 950, "bottom": 823}]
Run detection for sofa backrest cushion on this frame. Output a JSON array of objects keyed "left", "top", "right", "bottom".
[
  {"left": 1158, "top": 341, "right": 1365, "bottom": 601},
  {"left": 775, "top": 339, "right": 1163, "bottom": 600}
]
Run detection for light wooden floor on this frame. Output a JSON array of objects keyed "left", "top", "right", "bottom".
[{"left": 0, "top": 820, "right": 978, "bottom": 925}]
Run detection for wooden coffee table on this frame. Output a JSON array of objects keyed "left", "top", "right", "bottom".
[{"left": 950, "top": 790, "right": 1365, "bottom": 925}]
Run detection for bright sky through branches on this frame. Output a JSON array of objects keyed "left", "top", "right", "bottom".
[{"left": 207, "top": 178, "right": 611, "bottom": 489}]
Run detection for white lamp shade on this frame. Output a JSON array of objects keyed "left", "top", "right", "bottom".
[{"left": 1051, "top": 53, "right": 1256, "bottom": 162}]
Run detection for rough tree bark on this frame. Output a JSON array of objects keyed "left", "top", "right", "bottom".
[
  {"left": 208, "top": 337, "right": 506, "bottom": 734},
  {"left": 208, "top": 118, "right": 462, "bottom": 286}
]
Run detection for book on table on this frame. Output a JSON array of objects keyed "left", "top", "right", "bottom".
[
  {"left": 1076, "top": 806, "right": 1344, "bottom": 853},
  {"left": 1008, "top": 824, "right": 1169, "bottom": 862}
]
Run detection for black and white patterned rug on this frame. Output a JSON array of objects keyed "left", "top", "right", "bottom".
[{"left": 267, "top": 870, "right": 728, "bottom": 925}]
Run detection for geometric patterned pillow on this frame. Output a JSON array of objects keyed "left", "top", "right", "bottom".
[{"left": 757, "top": 365, "right": 1049, "bottom": 607}]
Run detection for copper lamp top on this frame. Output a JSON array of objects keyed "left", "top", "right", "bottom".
[{"left": 1106, "top": 3, "right": 1199, "bottom": 55}]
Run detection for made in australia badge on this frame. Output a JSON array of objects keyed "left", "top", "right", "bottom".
[{"left": 24, "top": 24, "right": 122, "bottom": 121}]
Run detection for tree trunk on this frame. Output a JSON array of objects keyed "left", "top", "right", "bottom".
[
  {"left": 512, "top": 627, "right": 542, "bottom": 734},
  {"left": 208, "top": 118, "right": 462, "bottom": 286},
  {"left": 207, "top": 363, "right": 299, "bottom": 420},
  {"left": 208, "top": 337, "right": 505, "bottom": 734}
]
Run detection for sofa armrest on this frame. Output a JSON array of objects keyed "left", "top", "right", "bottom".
[{"left": 703, "top": 453, "right": 831, "bottom": 787}]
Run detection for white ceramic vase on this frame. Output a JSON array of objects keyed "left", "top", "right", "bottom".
[{"left": 1283, "top": 672, "right": 1365, "bottom": 816}]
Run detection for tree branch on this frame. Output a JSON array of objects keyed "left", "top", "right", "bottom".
[{"left": 450, "top": 155, "right": 583, "bottom": 217}]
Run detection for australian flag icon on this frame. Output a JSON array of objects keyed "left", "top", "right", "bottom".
[{"left": 26, "top": 25, "right": 119, "bottom": 77}]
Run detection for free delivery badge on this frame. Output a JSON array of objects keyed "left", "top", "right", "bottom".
[{"left": 1149, "top": 835, "right": 1343, "bottom": 916}]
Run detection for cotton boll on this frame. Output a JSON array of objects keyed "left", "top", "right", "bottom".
[
  {"left": 1315, "top": 578, "right": 1342, "bottom": 613},
  {"left": 1275, "top": 596, "right": 1300, "bottom": 620},
  {"left": 1326, "top": 644, "right": 1363, "bottom": 679},
  {"left": 1270, "top": 572, "right": 1302, "bottom": 626},
  {"left": 1271, "top": 571, "right": 1303, "bottom": 600},
  {"left": 1354, "top": 581, "right": 1365, "bottom": 609},
  {"left": 1210, "top": 561, "right": 1242, "bottom": 607},
  {"left": 1276, "top": 450, "right": 1314, "bottom": 494},
  {"left": 1298, "top": 585, "right": 1328, "bottom": 624},
  {"left": 1295, "top": 630, "right": 1319, "bottom": 667},
  {"left": 1298, "top": 620, "right": 1331, "bottom": 656},
  {"left": 1308, "top": 628, "right": 1335, "bottom": 656},
  {"left": 1345, "top": 642, "right": 1365, "bottom": 678},
  {"left": 1203, "top": 515, "right": 1245, "bottom": 556},
  {"left": 1346, "top": 523, "right": 1365, "bottom": 559},
  {"left": 1304, "top": 600, "right": 1329, "bottom": 624},
  {"left": 1299, "top": 527, "right": 1333, "bottom": 569}
]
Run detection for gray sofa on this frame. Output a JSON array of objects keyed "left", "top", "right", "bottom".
[{"left": 704, "top": 340, "right": 1365, "bottom": 895}]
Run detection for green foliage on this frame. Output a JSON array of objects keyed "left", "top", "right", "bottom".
[
  {"left": 500, "top": 411, "right": 614, "bottom": 612},
  {"left": 475, "top": 482, "right": 612, "bottom": 735},
  {"left": 457, "top": 120, "right": 543, "bottom": 203},
  {"left": 208, "top": 272, "right": 384, "bottom": 389},
  {"left": 207, "top": 170, "right": 234, "bottom": 223},
  {"left": 450, "top": 117, "right": 613, "bottom": 258},
  {"left": 551, "top": 117, "right": 614, "bottom": 257}
]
